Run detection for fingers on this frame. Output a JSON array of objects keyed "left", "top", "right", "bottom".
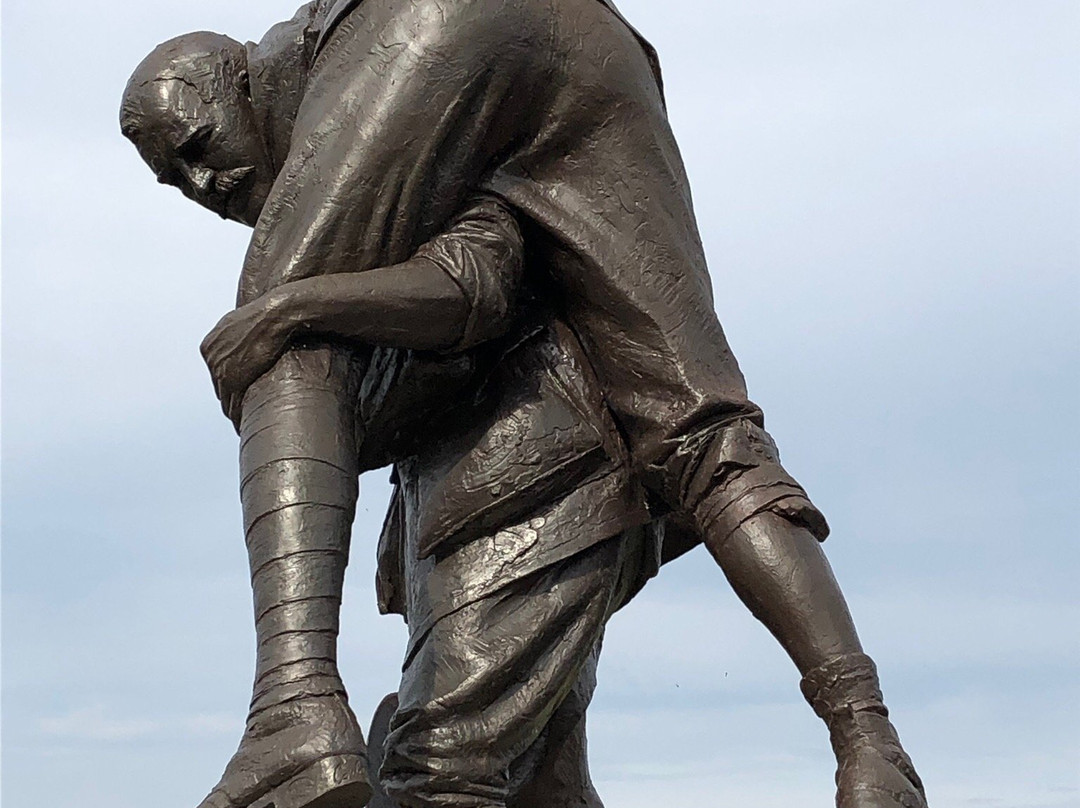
[
  {"left": 202, "top": 329, "right": 225, "bottom": 389},
  {"left": 206, "top": 336, "right": 238, "bottom": 427},
  {"left": 200, "top": 305, "right": 283, "bottom": 430},
  {"left": 212, "top": 363, "right": 247, "bottom": 431},
  {"left": 203, "top": 326, "right": 238, "bottom": 398},
  {"left": 225, "top": 392, "right": 244, "bottom": 433},
  {"left": 200, "top": 312, "right": 246, "bottom": 430},
  {"left": 218, "top": 393, "right": 242, "bottom": 434},
  {"left": 199, "top": 331, "right": 213, "bottom": 363}
]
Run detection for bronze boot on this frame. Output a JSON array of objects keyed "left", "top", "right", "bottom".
[
  {"left": 801, "top": 653, "right": 927, "bottom": 808},
  {"left": 366, "top": 694, "right": 400, "bottom": 808},
  {"left": 195, "top": 350, "right": 372, "bottom": 808}
]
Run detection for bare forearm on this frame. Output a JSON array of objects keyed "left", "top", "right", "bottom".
[
  {"left": 278, "top": 258, "right": 470, "bottom": 351},
  {"left": 202, "top": 193, "right": 521, "bottom": 423}
]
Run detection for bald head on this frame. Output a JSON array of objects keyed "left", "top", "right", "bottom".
[
  {"left": 121, "top": 32, "right": 247, "bottom": 139},
  {"left": 121, "top": 32, "right": 274, "bottom": 227}
]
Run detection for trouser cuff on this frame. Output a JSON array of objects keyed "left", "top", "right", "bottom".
[{"left": 650, "top": 418, "right": 830, "bottom": 547}]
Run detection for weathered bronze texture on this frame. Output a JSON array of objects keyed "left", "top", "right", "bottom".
[{"left": 121, "top": 2, "right": 929, "bottom": 806}]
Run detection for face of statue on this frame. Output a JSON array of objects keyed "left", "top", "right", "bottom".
[{"left": 124, "top": 44, "right": 275, "bottom": 227}]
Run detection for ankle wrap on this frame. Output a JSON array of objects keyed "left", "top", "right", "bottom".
[{"left": 800, "top": 653, "right": 888, "bottom": 722}]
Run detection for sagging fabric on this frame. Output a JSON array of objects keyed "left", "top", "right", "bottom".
[
  {"left": 375, "top": 315, "right": 658, "bottom": 631},
  {"left": 380, "top": 530, "right": 646, "bottom": 808},
  {"left": 244, "top": 1, "right": 325, "bottom": 175},
  {"left": 646, "top": 418, "right": 830, "bottom": 548},
  {"left": 351, "top": 193, "right": 523, "bottom": 472},
  {"left": 234, "top": 191, "right": 658, "bottom": 632},
  {"left": 415, "top": 196, "right": 524, "bottom": 352}
]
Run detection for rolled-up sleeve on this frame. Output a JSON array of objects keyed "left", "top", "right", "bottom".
[{"left": 413, "top": 194, "right": 524, "bottom": 351}]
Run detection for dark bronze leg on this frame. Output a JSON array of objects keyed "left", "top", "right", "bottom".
[
  {"left": 195, "top": 347, "right": 371, "bottom": 808},
  {"left": 704, "top": 512, "right": 927, "bottom": 807}
]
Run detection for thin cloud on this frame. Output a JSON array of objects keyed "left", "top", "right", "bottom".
[
  {"left": 4, "top": 1, "right": 1077, "bottom": 806},
  {"left": 39, "top": 706, "right": 238, "bottom": 742}
]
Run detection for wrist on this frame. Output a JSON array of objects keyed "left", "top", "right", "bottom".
[{"left": 265, "top": 283, "right": 312, "bottom": 338}]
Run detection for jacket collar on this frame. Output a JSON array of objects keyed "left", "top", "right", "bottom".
[
  {"left": 246, "top": 2, "right": 323, "bottom": 172},
  {"left": 313, "top": 0, "right": 358, "bottom": 56}
]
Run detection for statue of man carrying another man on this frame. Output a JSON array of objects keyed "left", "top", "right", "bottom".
[{"left": 120, "top": 2, "right": 928, "bottom": 807}]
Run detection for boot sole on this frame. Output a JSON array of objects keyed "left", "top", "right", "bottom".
[{"left": 249, "top": 755, "right": 373, "bottom": 808}]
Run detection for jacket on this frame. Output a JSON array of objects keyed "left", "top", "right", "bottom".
[{"left": 236, "top": 0, "right": 822, "bottom": 522}]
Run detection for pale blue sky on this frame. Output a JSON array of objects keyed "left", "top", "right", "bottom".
[{"left": 3, "top": 1, "right": 1078, "bottom": 806}]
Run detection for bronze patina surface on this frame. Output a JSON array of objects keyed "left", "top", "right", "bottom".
[{"left": 120, "top": 2, "right": 928, "bottom": 806}]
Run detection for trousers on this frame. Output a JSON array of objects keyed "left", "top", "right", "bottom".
[{"left": 380, "top": 529, "right": 648, "bottom": 808}]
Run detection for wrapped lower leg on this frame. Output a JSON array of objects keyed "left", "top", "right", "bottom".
[
  {"left": 190, "top": 350, "right": 371, "bottom": 808},
  {"left": 242, "top": 459, "right": 356, "bottom": 716},
  {"left": 249, "top": 598, "right": 344, "bottom": 714}
]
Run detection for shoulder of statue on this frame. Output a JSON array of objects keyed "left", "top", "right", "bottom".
[
  {"left": 594, "top": 0, "right": 666, "bottom": 102},
  {"left": 313, "top": 0, "right": 554, "bottom": 62}
]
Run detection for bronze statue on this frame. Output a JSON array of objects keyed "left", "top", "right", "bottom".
[{"left": 120, "top": 2, "right": 928, "bottom": 807}]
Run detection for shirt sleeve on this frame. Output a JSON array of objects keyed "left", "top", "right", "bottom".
[{"left": 412, "top": 194, "right": 524, "bottom": 351}]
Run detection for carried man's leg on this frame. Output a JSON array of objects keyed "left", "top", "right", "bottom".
[
  {"left": 657, "top": 421, "right": 927, "bottom": 807},
  {"left": 197, "top": 344, "right": 371, "bottom": 808}
]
